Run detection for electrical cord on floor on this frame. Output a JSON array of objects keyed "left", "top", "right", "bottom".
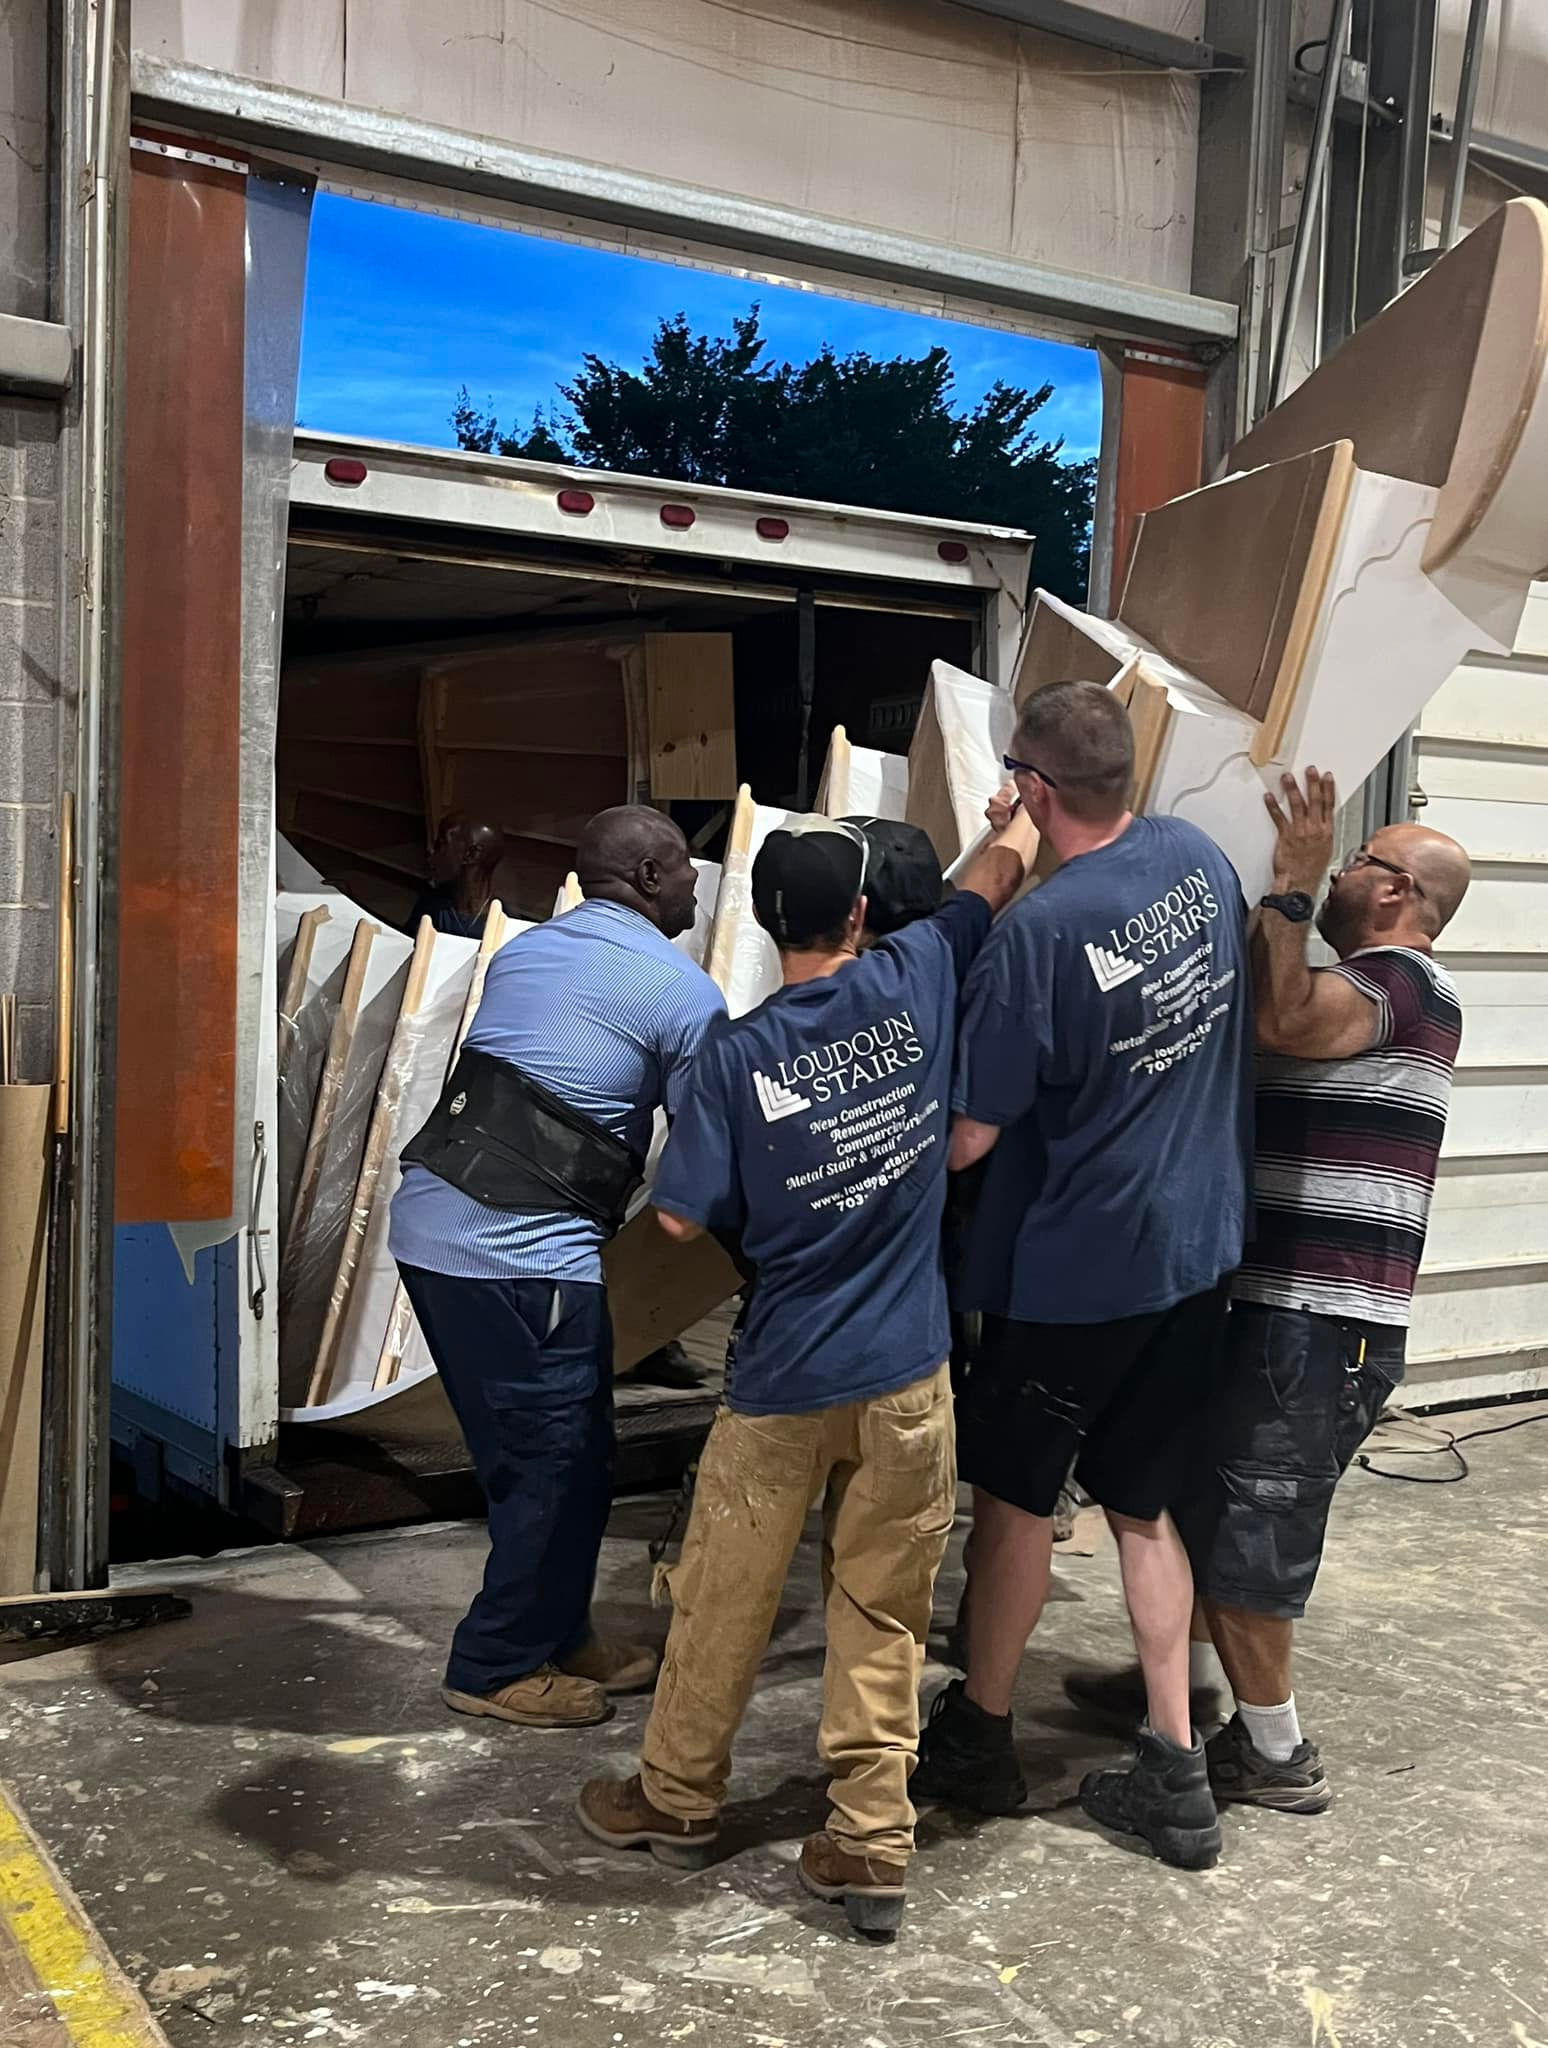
[{"left": 1356, "top": 1403, "right": 1548, "bottom": 1484}]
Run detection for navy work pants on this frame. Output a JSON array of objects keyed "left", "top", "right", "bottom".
[{"left": 397, "top": 1265, "right": 615, "bottom": 1696}]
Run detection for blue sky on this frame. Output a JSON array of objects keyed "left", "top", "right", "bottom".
[{"left": 298, "top": 192, "right": 1103, "bottom": 465}]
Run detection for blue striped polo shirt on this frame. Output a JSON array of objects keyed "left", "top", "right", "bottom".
[{"left": 389, "top": 898, "right": 725, "bottom": 1283}]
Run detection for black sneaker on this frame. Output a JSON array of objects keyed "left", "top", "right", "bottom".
[
  {"left": 1079, "top": 1726, "right": 1223, "bottom": 1870},
  {"left": 1206, "top": 1713, "right": 1331, "bottom": 1815},
  {"left": 913, "top": 1679, "right": 1027, "bottom": 1815},
  {"left": 1064, "top": 1662, "right": 1226, "bottom": 1733}
]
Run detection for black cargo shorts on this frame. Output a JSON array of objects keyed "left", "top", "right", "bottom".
[{"left": 1178, "top": 1300, "right": 1405, "bottom": 1619}]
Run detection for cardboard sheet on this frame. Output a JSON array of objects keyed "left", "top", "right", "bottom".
[{"left": 0, "top": 1085, "right": 48, "bottom": 1596}]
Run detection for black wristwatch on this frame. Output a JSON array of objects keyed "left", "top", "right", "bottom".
[{"left": 1260, "top": 890, "right": 1315, "bottom": 923}]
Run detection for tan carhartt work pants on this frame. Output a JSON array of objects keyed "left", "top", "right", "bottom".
[{"left": 639, "top": 1364, "right": 954, "bottom": 1863}]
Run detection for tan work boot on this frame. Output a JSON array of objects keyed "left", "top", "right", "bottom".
[
  {"left": 576, "top": 1774, "right": 718, "bottom": 1869},
  {"left": 442, "top": 1665, "right": 612, "bottom": 1729},
  {"left": 558, "top": 1637, "right": 661, "bottom": 1695},
  {"left": 798, "top": 1830, "right": 907, "bottom": 1940}
]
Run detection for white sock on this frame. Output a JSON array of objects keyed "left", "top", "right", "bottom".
[
  {"left": 1238, "top": 1696, "right": 1302, "bottom": 1763},
  {"left": 1188, "top": 1638, "right": 1228, "bottom": 1696}
]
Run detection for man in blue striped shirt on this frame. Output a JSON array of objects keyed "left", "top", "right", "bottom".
[{"left": 390, "top": 807, "right": 725, "bottom": 1730}]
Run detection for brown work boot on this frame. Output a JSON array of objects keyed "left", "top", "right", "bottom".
[
  {"left": 576, "top": 1774, "right": 718, "bottom": 1869},
  {"left": 558, "top": 1637, "right": 661, "bottom": 1695},
  {"left": 442, "top": 1665, "right": 612, "bottom": 1729},
  {"left": 798, "top": 1830, "right": 907, "bottom": 1941}
]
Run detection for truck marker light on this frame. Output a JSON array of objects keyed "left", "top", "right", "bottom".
[
  {"left": 660, "top": 504, "right": 696, "bottom": 529},
  {"left": 557, "top": 489, "right": 594, "bottom": 515},
  {"left": 324, "top": 457, "right": 368, "bottom": 486},
  {"left": 756, "top": 517, "right": 790, "bottom": 541},
  {"left": 937, "top": 540, "right": 969, "bottom": 563}
]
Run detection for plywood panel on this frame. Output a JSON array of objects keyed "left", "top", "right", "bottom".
[
  {"left": 431, "top": 645, "right": 630, "bottom": 756},
  {"left": 0, "top": 1085, "right": 48, "bottom": 1596},
  {"left": 309, "top": 924, "right": 480, "bottom": 1406},
  {"left": 275, "top": 893, "right": 360, "bottom": 1250},
  {"left": 1121, "top": 442, "right": 1353, "bottom": 727},
  {"left": 604, "top": 1210, "right": 741, "bottom": 1374},
  {"left": 906, "top": 661, "right": 1015, "bottom": 869},
  {"left": 645, "top": 634, "right": 736, "bottom": 800},
  {"left": 278, "top": 917, "right": 414, "bottom": 1405},
  {"left": 438, "top": 750, "right": 622, "bottom": 846},
  {"left": 117, "top": 146, "right": 246, "bottom": 1223},
  {"left": 1012, "top": 594, "right": 1125, "bottom": 708},
  {"left": 1228, "top": 202, "right": 1509, "bottom": 489},
  {"left": 1128, "top": 666, "right": 1174, "bottom": 810}
]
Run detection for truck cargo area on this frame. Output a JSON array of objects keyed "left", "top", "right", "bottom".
[{"left": 236, "top": 435, "right": 1033, "bottom": 1536}]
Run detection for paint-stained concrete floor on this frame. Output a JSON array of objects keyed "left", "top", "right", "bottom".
[{"left": 2, "top": 1403, "right": 1546, "bottom": 2048}]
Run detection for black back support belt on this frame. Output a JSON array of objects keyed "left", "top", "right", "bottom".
[{"left": 401, "top": 1045, "right": 645, "bottom": 1232}]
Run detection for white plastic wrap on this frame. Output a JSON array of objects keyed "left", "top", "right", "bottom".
[
  {"left": 673, "top": 858, "right": 721, "bottom": 969},
  {"left": 818, "top": 724, "right": 909, "bottom": 821},
  {"left": 277, "top": 915, "right": 414, "bottom": 1406},
  {"left": 707, "top": 803, "right": 791, "bottom": 1018},
  {"left": 907, "top": 661, "right": 1016, "bottom": 867},
  {"left": 302, "top": 928, "right": 479, "bottom": 1409},
  {"left": 287, "top": 914, "right": 534, "bottom": 1423}
]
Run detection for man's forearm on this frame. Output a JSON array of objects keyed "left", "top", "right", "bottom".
[
  {"left": 1251, "top": 905, "right": 1317, "bottom": 1044},
  {"left": 957, "top": 810, "right": 1038, "bottom": 916}
]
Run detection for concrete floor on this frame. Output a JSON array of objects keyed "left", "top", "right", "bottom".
[{"left": 2, "top": 1404, "right": 1546, "bottom": 2048}]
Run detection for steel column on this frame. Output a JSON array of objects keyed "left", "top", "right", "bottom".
[
  {"left": 1191, "top": 0, "right": 1291, "bottom": 446},
  {"left": 1439, "top": 0, "right": 1491, "bottom": 250},
  {"left": 53, "top": 0, "right": 129, "bottom": 1588},
  {"left": 1272, "top": 0, "right": 1355, "bottom": 405}
]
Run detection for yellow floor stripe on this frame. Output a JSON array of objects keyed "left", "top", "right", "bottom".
[{"left": 0, "top": 1789, "right": 166, "bottom": 2048}]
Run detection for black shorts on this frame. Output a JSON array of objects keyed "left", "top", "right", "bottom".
[
  {"left": 1178, "top": 1302, "right": 1405, "bottom": 1620},
  {"left": 955, "top": 1282, "right": 1231, "bottom": 1522}
]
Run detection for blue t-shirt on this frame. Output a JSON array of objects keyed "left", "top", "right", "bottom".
[
  {"left": 653, "top": 892, "right": 992, "bottom": 1416},
  {"left": 390, "top": 900, "right": 724, "bottom": 1283},
  {"left": 953, "top": 814, "right": 1252, "bottom": 1325}
]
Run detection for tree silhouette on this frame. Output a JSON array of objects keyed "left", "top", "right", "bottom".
[{"left": 453, "top": 307, "right": 1095, "bottom": 600}]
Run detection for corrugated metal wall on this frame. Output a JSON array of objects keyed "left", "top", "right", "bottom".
[{"left": 1405, "top": 587, "right": 1548, "bottom": 1407}]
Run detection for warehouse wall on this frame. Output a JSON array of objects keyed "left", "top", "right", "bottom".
[
  {"left": 1406, "top": 588, "right": 1548, "bottom": 1408},
  {"left": 132, "top": 0, "right": 1204, "bottom": 307},
  {"left": 0, "top": 5, "right": 64, "bottom": 1086}
]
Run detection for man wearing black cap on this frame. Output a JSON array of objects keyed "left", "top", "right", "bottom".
[{"left": 578, "top": 801, "right": 1036, "bottom": 1938}]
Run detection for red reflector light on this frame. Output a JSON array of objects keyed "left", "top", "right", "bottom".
[
  {"left": 756, "top": 516, "right": 790, "bottom": 541},
  {"left": 660, "top": 503, "right": 696, "bottom": 529},
  {"left": 324, "top": 456, "right": 367, "bottom": 486},
  {"left": 557, "top": 488, "right": 594, "bottom": 516},
  {"left": 937, "top": 540, "right": 969, "bottom": 563}
]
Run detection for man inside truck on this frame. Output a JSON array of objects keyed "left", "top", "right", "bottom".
[
  {"left": 405, "top": 813, "right": 506, "bottom": 939},
  {"left": 389, "top": 805, "right": 724, "bottom": 1731}
]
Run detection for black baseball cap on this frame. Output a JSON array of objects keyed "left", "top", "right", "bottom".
[
  {"left": 752, "top": 815, "right": 868, "bottom": 948},
  {"left": 843, "top": 817, "right": 943, "bottom": 936}
]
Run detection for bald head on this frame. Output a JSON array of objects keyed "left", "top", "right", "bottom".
[
  {"left": 430, "top": 813, "right": 504, "bottom": 886},
  {"left": 576, "top": 805, "right": 699, "bottom": 939},
  {"left": 1372, "top": 824, "right": 1471, "bottom": 939},
  {"left": 1319, "top": 819, "right": 1471, "bottom": 956}
]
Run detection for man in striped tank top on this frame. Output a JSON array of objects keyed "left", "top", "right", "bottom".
[{"left": 1177, "top": 769, "right": 1470, "bottom": 1812}]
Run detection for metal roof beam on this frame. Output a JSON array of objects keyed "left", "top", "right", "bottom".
[
  {"left": 130, "top": 54, "right": 1239, "bottom": 350},
  {"left": 941, "top": 0, "right": 1243, "bottom": 73}
]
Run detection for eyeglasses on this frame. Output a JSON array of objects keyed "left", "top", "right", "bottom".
[
  {"left": 1338, "top": 848, "right": 1426, "bottom": 899},
  {"left": 1002, "top": 753, "right": 1059, "bottom": 788}
]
